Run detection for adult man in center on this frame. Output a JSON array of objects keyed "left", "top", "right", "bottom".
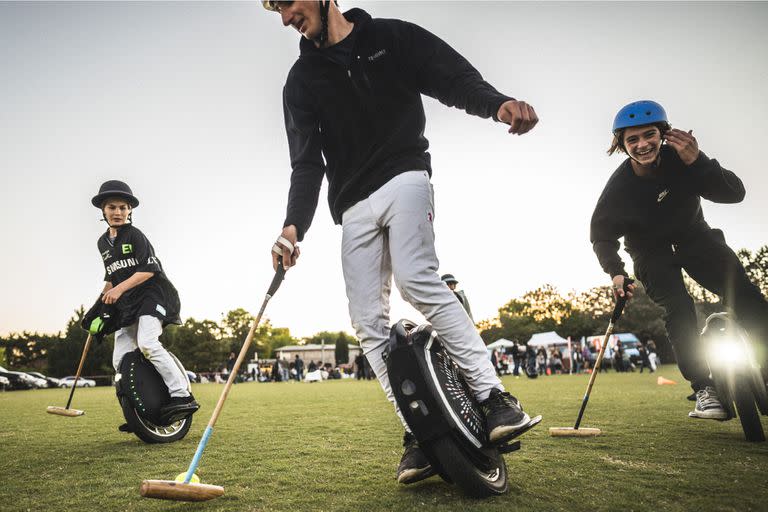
[{"left": 264, "top": 1, "right": 540, "bottom": 485}]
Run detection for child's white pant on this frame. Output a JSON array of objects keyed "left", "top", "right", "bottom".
[{"left": 112, "top": 315, "right": 189, "bottom": 398}]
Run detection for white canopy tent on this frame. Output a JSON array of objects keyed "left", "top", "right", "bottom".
[
  {"left": 527, "top": 331, "right": 569, "bottom": 348},
  {"left": 486, "top": 338, "right": 516, "bottom": 351}
]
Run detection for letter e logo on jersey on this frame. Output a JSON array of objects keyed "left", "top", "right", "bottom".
[{"left": 121, "top": 243, "right": 133, "bottom": 255}]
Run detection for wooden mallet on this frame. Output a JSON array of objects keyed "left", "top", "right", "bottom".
[
  {"left": 549, "top": 279, "right": 633, "bottom": 438},
  {"left": 47, "top": 333, "right": 93, "bottom": 417},
  {"left": 140, "top": 252, "right": 288, "bottom": 502}
]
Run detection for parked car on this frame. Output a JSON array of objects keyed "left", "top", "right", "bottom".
[
  {"left": 0, "top": 365, "right": 45, "bottom": 389},
  {"left": 28, "top": 372, "right": 60, "bottom": 388},
  {"left": 59, "top": 376, "right": 97, "bottom": 388},
  {"left": 23, "top": 372, "right": 49, "bottom": 388},
  {"left": 583, "top": 333, "right": 642, "bottom": 367}
]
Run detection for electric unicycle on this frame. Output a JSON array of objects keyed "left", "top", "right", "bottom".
[
  {"left": 115, "top": 349, "right": 195, "bottom": 444},
  {"left": 701, "top": 313, "right": 768, "bottom": 442},
  {"left": 386, "top": 320, "right": 541, "bottom": 497}
]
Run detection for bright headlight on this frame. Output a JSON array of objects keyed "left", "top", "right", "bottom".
[{"left": 710, "top": 338, "right": 747, "bottom": 366}]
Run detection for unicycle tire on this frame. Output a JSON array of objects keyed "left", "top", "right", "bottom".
[
  {"left": 120, "top": 396, "right": 193, "bottom": 443},
  {"left": 424, "top": 435, "right": 508, "bottom": 498},
  {"left": 733, "top": 380, "right": 765, "bottom": 442},
  {"left": 749, "top": 369, "right": 768, "bottom": 416},
  {"left": 116, "top": 349, "right": 194, "bottom": 444}
]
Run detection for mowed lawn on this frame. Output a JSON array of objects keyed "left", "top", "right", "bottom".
[{"left": 1, "top": 366, "right": 767, "bottom": 512}]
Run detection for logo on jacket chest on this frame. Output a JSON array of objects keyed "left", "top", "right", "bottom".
[
  {"left": 657, "top": 189, "right": 669, "bottom": 203},
  {"left": 101, "top": 249, "right": 112, "bottom": 261},
  {"left": 367, "top": 49, "right": 387, "bottom": 62}
]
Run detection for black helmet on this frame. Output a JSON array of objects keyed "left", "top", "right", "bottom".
[
  {"left": 441, "top": 274, "right": 458, "bottom": 285},
  {"left": 92, "top": 180, "right": 139, "bottom": 208}
]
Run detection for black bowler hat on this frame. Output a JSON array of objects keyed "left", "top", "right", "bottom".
[
  {"left": 441, "top": 274, "right": 458, "bottom": 285},
  {"left": 92, "top": 180, "right": 139, "bottom": 208}
]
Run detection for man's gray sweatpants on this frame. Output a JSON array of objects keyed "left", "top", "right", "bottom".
[{"left": 341, "top": 171, "right": 502, "bottom": 428}]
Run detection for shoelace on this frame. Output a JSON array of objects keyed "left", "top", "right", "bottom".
[
  {"left": 487, "top": 391, "right": 520, "bottom": 412},
  {"left": 697, "top": 387, "right": 722, "bottom": 410}
]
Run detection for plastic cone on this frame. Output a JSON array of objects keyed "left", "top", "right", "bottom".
[{"left": 657, "top": 376, "right": 677, "bottom": 385}]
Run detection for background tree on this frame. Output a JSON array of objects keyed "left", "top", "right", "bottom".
[{"left": 161, "top": 318, "right": 227, "bottom": 373}]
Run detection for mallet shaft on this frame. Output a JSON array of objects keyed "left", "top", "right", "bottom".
[{"left": 65, "top": 334, "right": 93, "bottom": 410}]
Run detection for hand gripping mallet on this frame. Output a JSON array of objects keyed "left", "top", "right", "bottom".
[
  {"left": 46, "top": 333, "right": 93, "bottom": 417},
  {"left": 140, "top": 247, "right": 289, "bottom": 502},
  {"left": 549, "top": 278, "right": 634, "bottom": 437}
]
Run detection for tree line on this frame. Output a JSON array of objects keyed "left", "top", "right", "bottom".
[{"left": 3, "top": 246, "right": 765, "bottom": 377}]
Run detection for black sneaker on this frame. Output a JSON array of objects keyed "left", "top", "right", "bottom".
[
  {"left": 686, "top": 391, "right": 697, "bottom": 401},
  {"left": 688, "top": 386, "right": 729, "bottom": 421},
  {"left": 480, "top": 388, "right": 535, "bottom": 444},
  {"left": 159, "top": 394, "right": 200, "bottom": 423},
  {"left": 396, "top": 432, "right": 436, "bottom": 485},
  {"left": 118, "top": 423, "right": 133, "bottom": 433}
]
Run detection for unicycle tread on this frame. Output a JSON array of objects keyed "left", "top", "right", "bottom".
[
  {"left": 732, "top": 380, "right": 765, "bottom": 442},
  {"left": 425, "top": 435, "right": 508, "bottom": 498}
]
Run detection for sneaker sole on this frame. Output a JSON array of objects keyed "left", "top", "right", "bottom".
[
  {"left": 397, "top": 465, "right": 437, "bottom": 485},
  {"left": 489, "top": 414, "right": 542, "bottom": 445},
  {"left": 688, "top": 410, "right": 730, "bottom": 421}
]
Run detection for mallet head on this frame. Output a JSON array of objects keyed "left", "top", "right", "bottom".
[
  {"left": 46, "top": 406, "right": 85, "bottom": 417},
  {"left": 140, "top": 480, "right": 224, "bottom": 502},
  {"left": 548, "top": 427, "right": 601, "bottom": 437}
]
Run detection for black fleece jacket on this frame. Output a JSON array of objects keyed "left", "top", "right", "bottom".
[
  {"left": 281, "top": 8, "right": 513, "bottom": 240},
  {"left": 590, "top": 145, "right": 745, "bottom": 278}
]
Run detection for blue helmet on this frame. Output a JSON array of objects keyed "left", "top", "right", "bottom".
[{"left": 612, "top": 100, "right": 668, "bottom": 134}]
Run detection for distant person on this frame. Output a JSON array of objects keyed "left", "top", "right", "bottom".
[
  {"left": 646, "top": 339, "right": 658, "bottom": 372},
  {"left": 491, "top": 349, "right": 501, "bottom": 376},
  {"left": 638, "top": 342, "right": 652, "bottom": 373},
  {"left": 83, "top": 180, "right": 198, "bottom": 429},
  {"left": 571, "top": 344, "right": 584, "bottom": 374},
  {"left": 295, "top": 354, "right": 305, "bottom": 382},
  {"left": 613, "top": 341, "right": 625, "bottom": 372},
  {"left": 354, "top": 353, "right": 366, "bottom": 380},
  {"left": 308, "top": 360, "right": 317, "bottom": 373},
  {"left": 536, "top": 348, "right": 547, "bottom": 376},
  {"left": 549, "top": 348, "right": 563, "bottom": 374},
  {"left": 226, "top": 352, "right": 236, "bottom": 376},
  {"left": 441, "top": 274, "right": 474, "bottom": 323},
  {"left": 511, "top": 341, "right": 521, "bottom": 376},
  {"left": 591, "top": 100, "right": 768, "bottom": 420}
]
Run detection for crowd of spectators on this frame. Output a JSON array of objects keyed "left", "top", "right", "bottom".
[{"left": 489, "top": 339, "right": 659, "bottom": 376}]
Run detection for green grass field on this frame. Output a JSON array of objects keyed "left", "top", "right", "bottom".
[{"left": 1, "top": 366, "right": 767, "bottom": 512}]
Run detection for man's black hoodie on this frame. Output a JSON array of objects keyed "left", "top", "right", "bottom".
[
  {"left": 590, "top": 146, "right": 745, "bottom": 278},
  {"left": 282, "top": 8, "right": 513, "bottom": 240}
]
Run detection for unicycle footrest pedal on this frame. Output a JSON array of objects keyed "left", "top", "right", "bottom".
[{"left": 497, "top": 440, "right": 521, "bottom": 454}]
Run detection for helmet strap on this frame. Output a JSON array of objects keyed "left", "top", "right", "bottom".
[{"left": 318, "top": 0, "right": 331, "bottom": 46}]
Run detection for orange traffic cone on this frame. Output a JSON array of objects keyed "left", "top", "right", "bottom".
[{"left": 657, "top": 376, "right": 677, "bottom": 385}]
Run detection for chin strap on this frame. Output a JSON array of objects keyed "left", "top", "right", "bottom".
[{"left": 317, "top": 0, "right": 331, "bottom": 46}]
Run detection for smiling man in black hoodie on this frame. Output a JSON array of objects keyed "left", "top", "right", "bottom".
[
  {"left": 263, "top": 1, "right": 539, "bottom": 485},
  {"left": 591, "top": 100, "right": 768, "bottom": 421}
]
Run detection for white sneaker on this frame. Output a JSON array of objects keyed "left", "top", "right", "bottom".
[{"left": 688, "top": 386, "right": 729, "bottom": 420}]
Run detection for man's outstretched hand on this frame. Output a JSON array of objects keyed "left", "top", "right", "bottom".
[{"left": 497, "top": 100, "right": 538, "bottom": 135}]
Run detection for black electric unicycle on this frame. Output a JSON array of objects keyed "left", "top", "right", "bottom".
[
  {"left": 115, "top": 349, "right": 194, "bottom": 444},
  {"left": 386, "top": 320, "right": 541, "bottom": 498},
  {"left": 701, "top": 312, "right": 768, "bottom": 442}
]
